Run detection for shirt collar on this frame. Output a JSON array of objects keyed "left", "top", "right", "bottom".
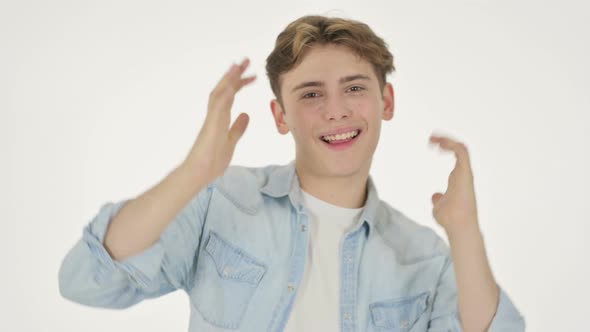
[{"left": 259, "top": 160, "right": 379, "bottom": 236}]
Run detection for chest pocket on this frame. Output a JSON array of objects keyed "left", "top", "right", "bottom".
[
  {"left": 190, "top": 231, "right": 267, "bottom": 329},
  {"left": 369, "top": 291, "right": 430, "bottom": 331}
]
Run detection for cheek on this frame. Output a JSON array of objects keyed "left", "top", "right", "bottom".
[
  {"left": 351, "top": 96, "right": 375, "bottom": 111},
  {"left": 364, "top": 100, "right": 383, "bottom": 118},
  {"left": 292, "top": 112, "right": 316, "bottom": 133},
  {"left": 355, "top": 103, "right": 374, "bottom": 118}
]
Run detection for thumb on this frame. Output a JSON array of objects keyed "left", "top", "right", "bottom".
[
  {"left": 431, "top": 192, "right": 443, "bottom": 205},
  {"left": 227, "top": 112, "right": 250, "bottom": 147}
]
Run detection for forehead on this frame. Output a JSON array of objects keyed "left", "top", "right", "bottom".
[{"left": 280, "top": 44, "right": 376, "bottom": 92}]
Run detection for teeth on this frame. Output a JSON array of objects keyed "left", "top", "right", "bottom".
[{"left": 322, "top": 130, "right": 359, "bottom": 142}]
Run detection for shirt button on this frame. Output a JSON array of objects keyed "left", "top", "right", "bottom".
[
  {"left": 301, "top": 224, "right": 307, "bottom": 232},
  {"left": 346, "top": 255, "right": 353, "bottom": 263},
  {"left": 287, "top": 284, "right": 295, "bottom": 292},
  {"left": 400, "top": 320, "right": 410, "bottom": 328},
  {"left": 343, "top": 313, "right": 352, "bottom": 321},
  {"left": 222, "top": 266, "right": 232, "bottom": 277}
]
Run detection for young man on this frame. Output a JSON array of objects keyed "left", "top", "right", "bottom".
[{"left": 59, "top": 15, "right": 525, "bottom": 331}]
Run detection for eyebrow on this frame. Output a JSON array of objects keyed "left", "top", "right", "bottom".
[{"left": 290, "top": 74, "right": 371, "bottom": 94}]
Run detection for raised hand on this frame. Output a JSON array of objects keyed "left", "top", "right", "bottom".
[
  {"left": 429, "top": 134, "right": 479, "bottom": 234},
  {"left": 184, "top": 58, "right": 257, "bottom": 183}
]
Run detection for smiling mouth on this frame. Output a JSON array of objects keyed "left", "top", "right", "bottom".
[{"left": 320, "top": 129, "right": 362, "bottom": 144}]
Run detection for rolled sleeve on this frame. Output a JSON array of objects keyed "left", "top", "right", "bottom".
[
  {"left": 59, "top": 185, "right": 213, "bottom": 308},
  {"left": 487, "top": 287, "right": 526, "bottom": 331},
  {"left": 83, "top": 199, "right": 167, "bottom": 290},
  {"left": 428, "top": 256, "right": 525, "bottom": 331}
]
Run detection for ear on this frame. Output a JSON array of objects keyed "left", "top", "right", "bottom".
[
  {"left": 270, "top": 99, "right": 290, "bottom": 134},
  {"left": 382, "top": 83, "right": 394, "bottom": 121}
]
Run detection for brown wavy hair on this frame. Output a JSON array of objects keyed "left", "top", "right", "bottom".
[{"left": 266, "top": 15, "right": 395, "bottom": 107}]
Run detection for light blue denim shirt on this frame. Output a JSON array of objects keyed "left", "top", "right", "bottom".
[{"left": 59, "top": 161, "right": 525, "bottom": 331}]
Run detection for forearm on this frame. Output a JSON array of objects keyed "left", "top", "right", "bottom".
[
  {"left": 104, "top": 162, "right": 209, "bottom": 261},
  {"left": 446, "top": 222, "right": 499, "bottom": 332}
]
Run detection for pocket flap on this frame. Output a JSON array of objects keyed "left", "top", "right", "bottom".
[
  {"left": 370, "top": 291, "right": 429, "bottom": 330},
  {"left": 205, "top": 231, "right": 266, "bottom": 285}
]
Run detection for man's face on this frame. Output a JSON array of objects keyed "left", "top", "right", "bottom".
[{"left": 270, "top": 43, "right": 394, "bottom": 179}]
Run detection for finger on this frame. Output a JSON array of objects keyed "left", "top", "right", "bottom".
[
  {"left": 209, "top": 64, "right": 255, "bottom": 115},
  {"left": 237, "top": 57, "right": 250, "bottom": 73},
  {"left": 222, "top": 58, "right": 252, "bottom": 90},
  {"left": 228, "top": 58, "right": 254, "bottom": 91},
  {"left": 213, "top": 58, "right": 252, "bottom": 93},
  {"left": 432, "top": 192, "right": 444, "bottom": 205},
  {"left": 429, "top": 135, "right": 471, "bottom": 169},
  {"left": 238, "top": 75, "right": 257, "bottom": 89},
  {"left": 217, "top": 63, "right": 240, "bottom": 87},
  {"left": 212, "top": 75, "right": 257, "bottom": 113},
  {"left": 227, "top": 112, "right": 250, "bottom": 147}
]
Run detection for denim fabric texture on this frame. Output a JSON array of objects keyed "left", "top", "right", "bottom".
[{"left": 59, "top": 161, "right": 525, "bottom": 331}]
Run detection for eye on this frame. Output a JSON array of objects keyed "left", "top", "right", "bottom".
[
  {"left": 302, "top": 92, "right": 320, "bottom": 99},
  {"left": 348, "top": 86, "right": 365, "bottom": 93}
]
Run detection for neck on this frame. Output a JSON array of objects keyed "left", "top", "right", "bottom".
[{"left": 295, "top": 161, "right": 369, "bottom": 209}]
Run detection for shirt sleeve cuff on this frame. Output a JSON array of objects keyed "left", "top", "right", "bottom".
[
  {"left": 82, "top": 199, "right": 166, "bottom": 290},
  {"left": 487, "top": 286, "right": 526, "bottom": 331}
]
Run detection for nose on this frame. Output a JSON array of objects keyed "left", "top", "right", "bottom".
[{"left": 322, "top": 95, "right": 352, "bottom": 121}]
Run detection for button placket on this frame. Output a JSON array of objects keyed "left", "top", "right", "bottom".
[
  {"left": 340, "top": 230, "right": 362, "bottom": 331},
  {"left": 343, "top": 313, "right": 352, "bottom": 320}
]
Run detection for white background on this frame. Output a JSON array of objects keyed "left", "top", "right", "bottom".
[{"left": 2, "top": 0, "right": 589, "bottom": 331}]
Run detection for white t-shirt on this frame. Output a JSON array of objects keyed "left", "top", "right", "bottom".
[{"left": 283, "top": 190, "right": 365, "bottom": 332}]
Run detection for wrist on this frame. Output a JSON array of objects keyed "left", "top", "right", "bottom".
[{"left": 445, "top": 221, "right": 482, "bottom": 243}]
